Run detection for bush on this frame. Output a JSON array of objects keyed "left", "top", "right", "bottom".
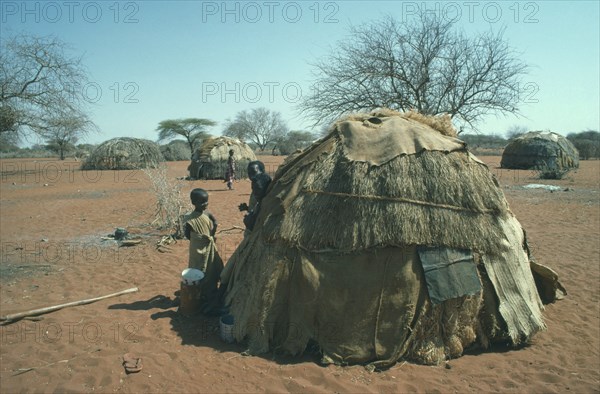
[
  {"left": 460, "top": 133, "right": 508, "bottom": 149},
  {"left": 567, "top": 130, "right": 600, "bottom": 160},
  {"left": 275, "top": 131, "right": 315, "bottom": 155},
  {"left": 0, "top": 146, "right": 55, "bottom": 158},
  {"left": 160, "top": 140, "right": 191, "bottom": 161},
  {"left": 74, "top": 143, "right": 96, "bottom": 160},
  {"left": 535, "top": 164, "right": 571, "bottom": 180},
  {"left": 143, "top": 165, "right": 186, "bottom": 237}
]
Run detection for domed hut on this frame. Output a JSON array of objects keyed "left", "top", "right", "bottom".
[
  {"left": 82, "top": 137, "right": 163, "bottom": 170},
  {"left": 222, "top": 110, "right": 557, "bottom": 368},
  {"left": 188, "top": 136, "right": 256, "bottom": 180},
  {"left": 501, "top": 131, "right": 579, "bottom": 170}
]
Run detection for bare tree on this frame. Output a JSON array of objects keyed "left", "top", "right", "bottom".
[
  {"left": 274, "top": 130, "right": 316, "bottom": 155},
  {"left": 223, "top": 108, "right": 288, "bottom": 151},
  {"left": 506, "top": 125, "right": 529, "bottom": 140},
  {"left": 156, "top": 118, "right": 216, "bottom": 157},
  {"left": 299, "top": 12, "right": 529, "bottom": 132},
  {"left": 41, "top": 114, "right": 96, "bottom": 160},
  {"left": 0, "top": 33, "right": 92, "bottom": 139}
]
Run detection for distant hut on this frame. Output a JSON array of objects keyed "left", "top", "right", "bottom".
[
  {"left": 82, "top": 137, "right": 163, "bottom": 170},
  {"left": 501, "top": 131, "right": 579, "bottom": 170},
  {"left": 222, "top": 110, "right": 561, "bottom": 368},
  {"left": 188, "top": 136, "right": 256, "bottom": 180}
]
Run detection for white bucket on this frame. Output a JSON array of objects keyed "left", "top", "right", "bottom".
[
  {"left": 181, "top": 268, "right": 204, "bottom": 286},
  {"left": 219, "top": 314, "right": 235, "bottom": 343}
]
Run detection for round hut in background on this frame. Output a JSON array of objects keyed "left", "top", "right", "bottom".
[
  {"left": 82, "top": 137, "right": 163, "bottom": 170},
  {"left": 188, "top": 136, "right": 256, "bottom": 180},
  {"left": 501, "top": 131, "right": 579, "bottom": 170},
  {"left": 222, "top": 109, "right": 557, "bottom": 368}
]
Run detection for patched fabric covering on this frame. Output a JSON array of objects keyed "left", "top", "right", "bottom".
[
  {"left": 338, "top": 116, "right": 466, "bottom": 166},
  {"left": 418, "top": 247, "right": 482, "bottom": 304},
  {"left": 481, "top": 215, "right": 546, "bottom": 342}
]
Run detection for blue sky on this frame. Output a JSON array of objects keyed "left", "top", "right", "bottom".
[{"left": 2, "top": 0, "right": 599, "bottom": 145}]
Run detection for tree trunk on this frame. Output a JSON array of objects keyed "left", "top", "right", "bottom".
[{"left": 187, "top": 138, "right": 194, "bottom": 159}]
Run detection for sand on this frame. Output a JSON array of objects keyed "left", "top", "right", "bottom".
[{"left": 0, "top": 155, "right": 598, "bottom": 393}]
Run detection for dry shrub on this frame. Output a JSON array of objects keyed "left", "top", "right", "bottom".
[
  {"left": 143, "top": 165, "right": 186, "bottom": 236},
  {"left": 161, "top": 140, "right": 191, "bottom": 161},
  {"left": 535, "top": 163, "right": 572, "bottom": 180}
]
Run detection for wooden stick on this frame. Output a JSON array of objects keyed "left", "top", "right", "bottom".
[
  {"left": 217, "top": 226, "right": 245, "bottom": 234},
  {"left": 0, "top": 287, "right": 139, "bottom": 324}
]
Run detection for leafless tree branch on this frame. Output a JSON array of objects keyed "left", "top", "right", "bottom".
[{"left": 298, "top": 12, "right": 529, "bottom": 132}]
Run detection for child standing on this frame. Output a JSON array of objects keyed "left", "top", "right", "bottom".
[{"left": 184, "top": 188, "right": 223, "bottom": 312}]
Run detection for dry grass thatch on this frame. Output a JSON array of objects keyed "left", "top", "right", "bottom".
[
  {"left": 501, "top": 131, "right": 579, "bottom": 170},
  {"left": 224, "top": 109, "right": 546, "bottom": 368},
  {"left": 82, "top": 137, "right": 164, "bottom": 170},
  {"left": 189, "top": 136, "right": 256, "bottom": 179}
]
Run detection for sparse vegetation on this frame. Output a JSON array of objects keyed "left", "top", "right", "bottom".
[
  {"left": 160, "top": 140, "right": 191, "bottom": 161},
  {"left": 567, "top": 130, "right": 600, "bottom": 160},
  {"left": 274, "top": 130, "right": 315, "bottom": 155},
  {"left": 460, "top": 133, "right": 507, "bottom": 156},
  {"left": 535, "top": 164, "right": 572, "bottom": 180},
  {"left": 143, "top": 165, "right": 186, "bottom": 237}
]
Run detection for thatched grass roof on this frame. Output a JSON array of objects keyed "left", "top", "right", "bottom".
[
  {"left": 82, "top": 137, "right": 163, "bottom": 170},
  {"left": 501, "top": 131, "right": 579, "bottom": 170},
  {"left": 189, "top": 136, "right": 256, "bottom": 179},
  {"left": 267, "top": 110, "right": 508, "bottom": 256},
  {"left": 223, "top": 110, "right": 546, "bottom": 367}
]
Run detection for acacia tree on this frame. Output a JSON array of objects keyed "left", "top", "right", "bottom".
[
  {"left": 156, "top": 118, "right": 216, "bottom": 157},
  {"left": 41, "top": 114, "right": 95, "bottom": 160},
  {"left": 0, "top": 34, "right": 92, "bottom": 139},
  {"left": 299, "top": 12, "right": 530, "bottom": 132},
  {"left": 223, "top": 108, "right": 288, "bottom": 151}
]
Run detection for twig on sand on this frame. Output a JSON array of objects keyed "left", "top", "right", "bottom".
[
  {"left": 0, "top": 288, "right": 139, "bottom": 325},
  {"left": 12, "top": 349, "right": 101, "bottom": 376},
  {"left": 217, "top": 226, "right": 245, "bottom": 234},
  {"left": 156, "top": 235, "right": 177, "bottom": 253}
]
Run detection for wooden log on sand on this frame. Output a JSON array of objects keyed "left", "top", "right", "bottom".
[{"left": 0, "top": 287, "right": 139, "bottom": 324}]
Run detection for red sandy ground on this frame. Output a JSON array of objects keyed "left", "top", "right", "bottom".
[{"left": 0, "top": 155, "right": 598, "bottom": 393}]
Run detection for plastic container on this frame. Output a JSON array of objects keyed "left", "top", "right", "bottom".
[
  {"left": 181, "top": 268, "right": 204, "bottom": 285},
  {"left": 178, "top": 268, "right": 205, "bottom": 315},
  {"left": 219, "top": 314, "right": 235, "bottom": 343}
]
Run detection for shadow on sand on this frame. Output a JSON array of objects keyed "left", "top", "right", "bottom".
[{"left": 108, "top": 292, "right": 321, "bottom": 365}]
